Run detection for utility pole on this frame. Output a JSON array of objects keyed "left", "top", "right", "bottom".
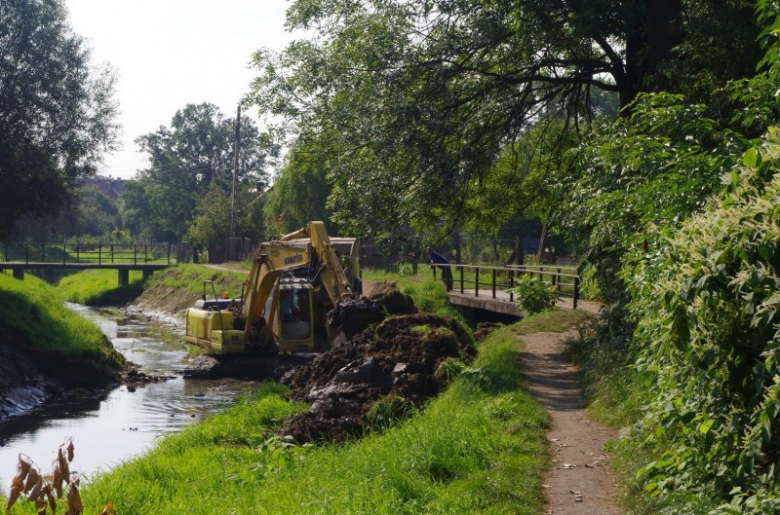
[{"left": 230, "top": 104, "right": 241, "bottom": 240}]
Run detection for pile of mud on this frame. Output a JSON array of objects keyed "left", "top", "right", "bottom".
[{"left": 280, "top": 312, "right": 476, "bottom": 443}]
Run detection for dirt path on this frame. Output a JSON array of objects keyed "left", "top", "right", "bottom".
[{"left": 518, "top": 330, "right": 621, "bottom": 515}]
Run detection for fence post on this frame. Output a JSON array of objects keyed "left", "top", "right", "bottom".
[
  {"left": 509, "top": 270, "right": 514, "bottom": 303},
  {"left": 63, "top": 244, "right": 66, "bottom": 265},
  {"left": 144, "top": 245, "right": 148, "bottom": 264},
  {"left": 76, "top": 243, "right": 80, "bottom": 264},
  {"left": 492, "top": 269, "right": 496, "bottom": 299},
  {"left": 168, "top": 243, "right": 172, "bottom": 265},
  {"left": 475, "top": 268, "right": 479, "bottom": 297},
  {"left": 557, "top": 268, "right": 561, "bottom": 292},
  {"left": 98, "top": 245, "right": 102, "bottom": 265},
  {"left": 41, "top": 243, "right": 45, "bottom": 263},
  {"left": 25, "top": 244, "right": 29, "bottom": 264},
  {"left": 573, "top": 276, "right": 580, "bottom": 310},
  {"left": 111, "top": 244, "right": 114, "bottom": 263},
  {"left": 133, "top": 245, "right": 137, "bottom": 265},
  {"left": 460, "top": 266, "right": 464, "bottom": 294}
]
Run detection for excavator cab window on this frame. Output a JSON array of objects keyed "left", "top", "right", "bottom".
[{"left": 278, "top": 287, "right": 313, "bottom": 341}]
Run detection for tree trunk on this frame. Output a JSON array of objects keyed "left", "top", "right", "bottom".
[{"left": 620, "top": 0, "right": 684, "bottom": 109}]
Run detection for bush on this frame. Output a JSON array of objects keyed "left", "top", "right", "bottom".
[
  {"left": 509, "top": 275, "right": 559, "bottom": 314},
  {"left": 621, "top": 140, "right": 780, "bottom": 512}
]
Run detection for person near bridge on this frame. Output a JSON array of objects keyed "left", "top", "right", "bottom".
[{"left": 427, "top": 246, "right": 453, "bottom": 291}]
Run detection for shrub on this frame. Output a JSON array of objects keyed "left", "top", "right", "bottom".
[
  {"left": 509, "top": 275, "right": 559, "bottom": 314},
  {"left": 622, "top": 140, "right": 780, "bottom": 512}
]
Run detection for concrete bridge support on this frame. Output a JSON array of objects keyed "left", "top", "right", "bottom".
[
  {"left": 118, "top": 269, "right": 129, "bottom": 286},
  {"left": 12, "top": 268, "right": 24, "bottom": 280}
]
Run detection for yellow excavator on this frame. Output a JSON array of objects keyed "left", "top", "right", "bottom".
[{"left": 184, "top": 222, "right": 361, "bottom": 355}]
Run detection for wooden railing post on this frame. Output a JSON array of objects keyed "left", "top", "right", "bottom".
[
  {"left": 133, "top": 245, "right": 138, "bottom": 265},
  {"left": 557, "top": 268, "right": 561, "bottom": 292},
  {"left": 76, "top": 242, "right": 80, "bottom": 263},
  {"left": 460, "top": 266, "right": 464, "bottom": 294},
  {"left": 41, "top": 243, "right": 45, "bottom": 263},
  {"left": 168, "top": 243, "right": 172, "bottom": 265},
  {"left": 98, "top": 245, "right": 102, "bottom": 265},
  {"left": 63, "top": 244, "right": 66, "bottom": 265},
  {"left": 144, "top": 245, "right": 148, "bottom": 263},
  {"left": 573, "top": 276, "right": 580, "bottom": 310},
  {"left": 475, "top": 268, "right": 479, "bottom": 297},
  {"left": 492, "top": 269, "right": 496, "bottom": 299},
  {"left": 111, "top": 244, "right": 114, "bottom": 263},
  {"left": 25, "top": 244, "right": 29, "bottom": 264}
]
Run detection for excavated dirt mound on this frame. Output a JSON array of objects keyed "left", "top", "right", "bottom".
[
  {"left": 280, "top": 313, "right": 476, "bottom": 443},
  {"left": 328, "top": 290, "right": 418, "bottom": 339}
]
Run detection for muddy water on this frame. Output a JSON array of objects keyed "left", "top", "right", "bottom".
[{"left": 0, "top": 305, "right": 258, "bottom": 490}]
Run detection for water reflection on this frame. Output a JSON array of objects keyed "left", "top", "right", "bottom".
[{"left": 0, "top": 306, "right": 257, "bottom": 490}]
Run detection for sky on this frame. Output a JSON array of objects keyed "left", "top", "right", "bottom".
[{"left": 65, "top": 0, "right": 296, "bottom": 179}]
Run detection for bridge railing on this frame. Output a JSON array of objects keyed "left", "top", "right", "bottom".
[
  {"left": 432, "top": 263, "right": 581, "bottom": 310},
  {"left": 0, "top": 243, "right": 174, "bottom": 266}
]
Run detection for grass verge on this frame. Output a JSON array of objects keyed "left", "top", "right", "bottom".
[
  {"left": 363, "top": 269, "right": 464, "bottom": 320},
  {"left": 152, "top": 263, "right": 247, "bottom": 297},
  {"left": 0, "top": 273, "right": 115, "bottom": 357},
  {"left": 57, "top": 269, "right": 146, "bottom": 307},
  {"left": 40, "top": 322, "right": 551, "bottom": 515}
]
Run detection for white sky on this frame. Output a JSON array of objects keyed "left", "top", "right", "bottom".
[{"left": 65, "top": 0, "right": 296, "bottom": 179}]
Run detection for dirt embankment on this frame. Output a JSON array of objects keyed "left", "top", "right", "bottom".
[{"left": 0, "top": 337, "right": 124, "bottom": 423}]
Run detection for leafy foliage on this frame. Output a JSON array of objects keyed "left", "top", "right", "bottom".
[
  {"left": 123, "top": 103, "right": 278, "bottom": 242},
  {"left": 0, "top": 0, "right": 119, "bottom": 241},
  {"left": 509, "top": 275, "right": 559, "bottom": 315},
  {"left": 616, "top": 140, "right": 780, "bottom": 513}
]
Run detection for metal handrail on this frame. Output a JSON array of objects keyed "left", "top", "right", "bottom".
[
  {"left": 0, "top": 242, "right": 175, "bottom": 266},
  {"left": 431, "top": 262, "right": 581, "bottom": 310}
]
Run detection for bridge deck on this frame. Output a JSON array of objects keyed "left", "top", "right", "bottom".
[
  {"left": 447, "top": 289, "right": 602, "bottom": 316},
  {"left": 0, "top": 262, "right": 169, "bottom": 270}
]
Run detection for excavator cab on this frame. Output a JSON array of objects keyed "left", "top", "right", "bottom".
[{"left": 275, "top": 279, "right": 315, "bottom": 352}]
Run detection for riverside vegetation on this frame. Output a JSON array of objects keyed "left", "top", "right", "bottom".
[{"left": 0, "top": 267, "right": 576, "bottom": 515}]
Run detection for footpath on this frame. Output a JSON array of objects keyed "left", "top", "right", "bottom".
[{"left": 518, "top": 329, "right": 621, "bottom": 515}]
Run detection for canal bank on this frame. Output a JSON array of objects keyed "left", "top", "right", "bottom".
[
  {"left": 0, "top": 274, "right": 126, "bottom": 423},
  {"left": 0, "top": 305, "right": 261, "bottom": 492}
]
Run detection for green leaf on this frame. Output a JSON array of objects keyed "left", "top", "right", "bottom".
[
  {"left": 743, "top": 146, "right": 759, "bottom": 168},
  {"left": 698, "top": 419, "right": 714, "bottom": 435}
]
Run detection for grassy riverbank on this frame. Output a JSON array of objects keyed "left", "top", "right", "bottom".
[
  {"left": 0, "top": 273, "right": 113, "bottom": 356},
  {"left": 58, "top": 269, "right": 145, "bottom": 306},
  {"left": 71, "top": 316, "right": 552, "bottom": 515},
  {"left": 362, "top": 269, "right": 463, "bottom": 320}
]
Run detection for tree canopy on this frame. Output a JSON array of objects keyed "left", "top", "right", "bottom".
[
  {"left": 124, "top": 103, "right": 278, "bottom": 242},
  {"left": 0, "top": 0, "right": 119, "bottom": 241},
  {"left": 251, "top": 0, "right": 759, "bottom": 237}
]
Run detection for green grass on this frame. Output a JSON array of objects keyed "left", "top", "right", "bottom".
[
  {"left": 0, "top": 272, "right": 114, "bottom": 356},
  {"left": 363, "top": 269, "right": 464, "bottom": 320},
  {"left": 45, "top": 322, "right": 551, "bottom": 515},
  {"left": 513, "top": 310, "right": 593, "bottom": 335},
  {"left": 57, "top": 269, "right": 146, "bottom": 306},
  {"left": 152, "top": 263, "right": 247, "bottom": 297}
]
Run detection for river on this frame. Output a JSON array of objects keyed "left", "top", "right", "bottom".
[{"left": 0, "top": 304, "right": 259, "bottom": 490}]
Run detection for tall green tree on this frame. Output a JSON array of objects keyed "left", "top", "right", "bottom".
[
  {"left": 0, "top": 0, "right": 119, "bottom": 241},
  {"left": 125, "top": 103, "right": 278, "bottom": 241},
  {"left": 251, "top": 0, "right": 759, "bottom": 234}
]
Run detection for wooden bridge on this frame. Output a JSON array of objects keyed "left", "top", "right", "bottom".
[
  {"left": 0, "top": 243, "right": 174, "bottom": 284},
  {"left": 432, "top": 263, "right": 601, "bottom": 319}
]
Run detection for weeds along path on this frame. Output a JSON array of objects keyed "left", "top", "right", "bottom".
[{"left": 517, "top": 329, "right": 621, "bottom": 515}]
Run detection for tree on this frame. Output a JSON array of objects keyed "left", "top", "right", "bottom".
[
  {"left": 125, "top": 103, "right": 278, "bottom": 241},
  {"left": 251, "top": 0, "right": 759, "bottom": 234},
  {"left": 0, "top": 0, "right": 119, "bottom": 241},
  {"left": 263, "top": 144, "right": 334, "bottom": 235}
]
